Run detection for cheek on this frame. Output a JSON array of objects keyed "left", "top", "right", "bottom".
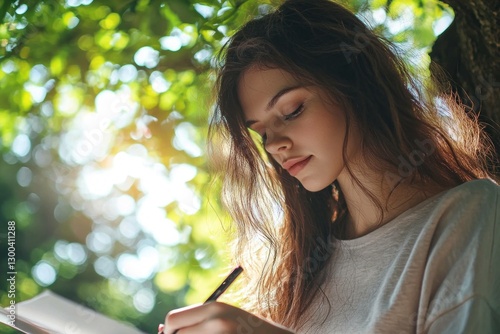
[
  {"left": 311, "top": 100, "right": 346, "bottom": 137},
  {"left": 314, "top": 113, "right": 346, "bottom": 149},
  {"left": 314, "top": 118, "right": 348, "bottom": 172}
]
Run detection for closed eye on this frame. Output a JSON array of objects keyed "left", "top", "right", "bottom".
[{"left": 284, "top": 103, "right": 304, "bottom": 121}]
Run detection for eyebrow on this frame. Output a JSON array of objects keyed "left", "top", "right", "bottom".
[{"left": 244, "top": 85, "right": 302, "bottom": 128}]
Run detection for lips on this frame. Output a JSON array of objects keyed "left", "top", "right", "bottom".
[{"left": 282, "top": 156, "right": 312, "bottom": 176}]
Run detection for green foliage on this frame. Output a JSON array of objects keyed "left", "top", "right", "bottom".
[{"left": 0, "top": 0, "right": 452, "bottom": 332}]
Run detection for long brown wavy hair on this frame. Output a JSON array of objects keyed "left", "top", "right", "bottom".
[{"left": 207, "top": 0, "right": 497, "bottom": 330}]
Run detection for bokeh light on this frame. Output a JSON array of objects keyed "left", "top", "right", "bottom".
[{"left": 32, "top": 261, "right": 57, "bottom": 287}]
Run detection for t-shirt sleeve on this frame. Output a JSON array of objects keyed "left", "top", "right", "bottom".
[{"left": 421, "top": 180, "right": 500, "bottom": 334}]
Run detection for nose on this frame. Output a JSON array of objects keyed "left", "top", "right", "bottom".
[{"left": 264, "top": 131, "right": 292, "bottom": 154}]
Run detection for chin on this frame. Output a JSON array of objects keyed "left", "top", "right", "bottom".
[{"left": 300, "top": 179, "right": 333, "bottom": 192}]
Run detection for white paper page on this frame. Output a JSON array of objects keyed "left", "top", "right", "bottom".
[
  {"left": 4, "top": 291, "right": 145, "bottom": 334},
  {"left": 0, "top": 306, "right": 34, "bottom": 333}
]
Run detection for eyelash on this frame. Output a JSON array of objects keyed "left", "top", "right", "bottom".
[
  {"left": 284, "top": 103, "right": 304, "bottom": 121},
  {"left": 260, "top": 103, "right": 305, "bottom": 144}
]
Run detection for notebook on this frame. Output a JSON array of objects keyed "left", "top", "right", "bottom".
[{"left": 0, "top": 290, "right": 145, "bottom": 334}]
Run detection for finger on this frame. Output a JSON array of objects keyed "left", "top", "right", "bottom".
[
  {"left": 164, "top": 302, "right": 233, "bottom": 334},
  {"left": 163, "top": 304, "right": 202, "bottom": 334},
  {"left": 174, "top": 317, "right": 236, "bottom": 334}
]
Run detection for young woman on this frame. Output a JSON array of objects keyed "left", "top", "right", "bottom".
[{"left": 162, "top": 0, "right": 499, "bottom": 333}]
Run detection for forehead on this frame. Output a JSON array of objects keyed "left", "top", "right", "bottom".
[{"left": 237, "top": 66, "right": 298, "bottom": 118}]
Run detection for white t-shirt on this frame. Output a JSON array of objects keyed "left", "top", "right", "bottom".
[{"left": 299, "top": 179, "right": 500, "bottom": 334}]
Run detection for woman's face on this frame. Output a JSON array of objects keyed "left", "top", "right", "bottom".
[{"left": 238, "top": 66, "right": 361, "bottom": 192}]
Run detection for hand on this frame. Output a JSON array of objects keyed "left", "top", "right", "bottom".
[{"left": 163, "top": 301, "right": 295, "bottom": 334}]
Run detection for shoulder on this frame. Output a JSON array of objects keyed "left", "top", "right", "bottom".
[
  {"left": 435, "top": 178, "right": 499, "bottom": 206},
  {"left": 420, "top": 178, "right": 499, "bottom": 298},
  {"left": 446, "top": 178, "right": 499, "bottom": 197},
  {"left": 417, "top": 179, "right": 498, "bottom": 249},
  {"left": 422, "top": 178, "right": 499, "bottom": 230},
  {"left": 420, "top": 179, "right": 500, "bottom": 332}
]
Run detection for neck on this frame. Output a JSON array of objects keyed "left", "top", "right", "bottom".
[{"left": 336, "top": 167, "right": 444, "bottom": 240}]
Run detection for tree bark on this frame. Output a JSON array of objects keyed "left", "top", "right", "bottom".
[{"left": 430, "top": 0, "right": 500, "bottom": 165}]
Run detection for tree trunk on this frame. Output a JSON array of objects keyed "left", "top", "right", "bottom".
[{"left": 430, "top": 0, "right": 499, "bottom": 169}]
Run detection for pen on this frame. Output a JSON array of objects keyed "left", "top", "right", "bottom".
[{"left": 158, "top": 265, "right": 244, "bottom": 334}]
